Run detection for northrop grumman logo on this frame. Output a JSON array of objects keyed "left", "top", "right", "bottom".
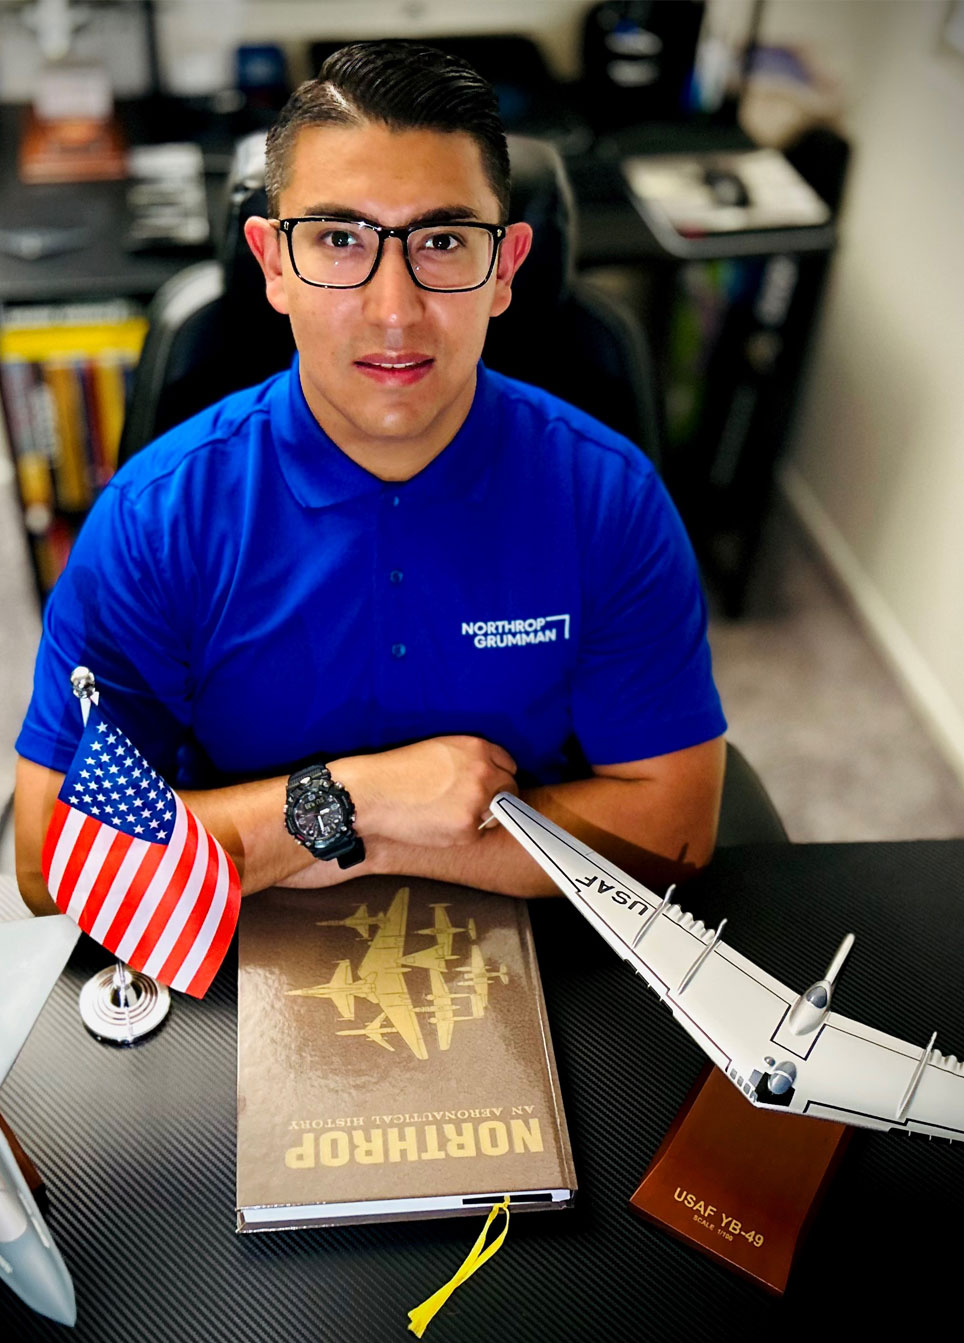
[{"left": 461, "top": 615, "right": 571, "bottom": 649}]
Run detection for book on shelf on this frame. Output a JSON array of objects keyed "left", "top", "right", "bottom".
[
  {"left": 18, "top": 63, "right": 126, "bottom": 184},
  {"left": 0, "top": 301, "right": 147, "bottom": 595},
  {"left": 18, "top": 111, "right": 127, "bottom": 184},
  {"left": 237, "top": 878, "right": 576, "bottom": 1231}
]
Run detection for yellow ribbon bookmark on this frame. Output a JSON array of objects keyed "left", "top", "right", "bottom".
[{"left": 407, "top": 1198, "right": 511, "bottom": 1337}]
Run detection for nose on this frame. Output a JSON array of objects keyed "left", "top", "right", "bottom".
[{"left": 362, "top": 236, "right": 426, "bottom": 327}]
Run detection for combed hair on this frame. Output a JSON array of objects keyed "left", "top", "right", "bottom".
[{"left": 264, "top": 40, "right": 511, "bottom": 220}]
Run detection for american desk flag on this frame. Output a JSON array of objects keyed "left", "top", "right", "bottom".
[{"left": 41, "top": 701, "right": 240, "bottom": 998}]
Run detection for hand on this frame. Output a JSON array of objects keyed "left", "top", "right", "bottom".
[{"left": 330, "top": 736, "right": 518, "bottom": 849}]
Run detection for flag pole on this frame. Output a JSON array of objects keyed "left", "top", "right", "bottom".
[{"left": 69, "top": 667, "right": 171, "bottom": 1045}]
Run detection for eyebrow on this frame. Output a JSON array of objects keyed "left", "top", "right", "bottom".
[{"left": 290, "top": 204, "right": 485, "bottom": 227}]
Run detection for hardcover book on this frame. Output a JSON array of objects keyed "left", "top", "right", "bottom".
[{"left": 236, "top": 878, "right": 576, "bottom": 1230}]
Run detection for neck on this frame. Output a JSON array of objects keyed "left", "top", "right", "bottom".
[{"left": 299, "top": 368, "right": 478, "bottom": 482}]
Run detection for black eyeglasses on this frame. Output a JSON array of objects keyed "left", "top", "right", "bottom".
[{"left": 272, "top": 217, "right": 507, "bottom": 292}]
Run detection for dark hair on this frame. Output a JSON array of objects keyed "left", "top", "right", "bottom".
[{"left": 264, "top": 40, "right": 511, "bottom": 221}]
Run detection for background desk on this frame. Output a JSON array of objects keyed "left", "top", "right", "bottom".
[
  {"left": 0, "top": 99, "right": 840, "bottom": 616},
  {"left": 3, "top": 841, "right": 962, "bottom": 1341}
]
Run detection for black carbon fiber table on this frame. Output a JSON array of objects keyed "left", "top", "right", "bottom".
[{"left": 3, "top": 841, "right": 963, "bottom": 1341}]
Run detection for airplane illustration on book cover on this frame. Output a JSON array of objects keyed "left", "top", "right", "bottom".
[
  {"left": 288, "top": 887, "right": 506, "bottom": 1059},
  {"left": 0, "top": 915, "right": 80, "bottom": 1325},
  {"left": 491, "top": 793, "right": 964, "bottom": 1142}
]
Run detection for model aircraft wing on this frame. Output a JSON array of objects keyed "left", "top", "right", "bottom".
[
  {"left": 491, "top": 793, "right": 964, "bottom": 1142},
  {"left": 0, "top": 916, "right": 80, "bottom": 1089}
]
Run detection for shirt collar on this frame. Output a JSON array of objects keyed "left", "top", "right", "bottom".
[{"left": 270, "top": 354, "right": 497, "bottom": 510}]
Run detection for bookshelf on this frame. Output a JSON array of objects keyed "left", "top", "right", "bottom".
[
  {"left": 0, "top": 99, "right": 218, "bottom": 607},
  {"left": 0, "top": 300, "right": 147, "bottom": 600}
]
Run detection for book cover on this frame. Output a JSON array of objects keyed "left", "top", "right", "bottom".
[
  {"left": 44, "top": 360, "right": 91, "bottom": 511},
  {"left": 237, "top": 878, "right": 576, "bottom": 1231},
  {"left": 18, "top": 108, "right": 127, "bottom": 184}
]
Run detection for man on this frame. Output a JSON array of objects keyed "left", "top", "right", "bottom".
[{"left": 15, "top": 41, "right": 726, "bottom": 915}]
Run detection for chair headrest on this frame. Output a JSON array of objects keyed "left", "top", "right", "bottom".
[{"left": 220, "top": 130, "right": 573, "bottom": 311}]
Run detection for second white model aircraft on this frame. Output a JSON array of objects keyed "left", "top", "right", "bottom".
[
  {"left": 490, "top": 793, "right": 964, "bottom": 1143},
  {"left": 0, "top": 913, "right": 80, "bottom": 1325}
]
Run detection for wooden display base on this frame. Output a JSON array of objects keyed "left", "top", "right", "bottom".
[{"left": 630, "top": 1066, "right": 850, "bottom": 1295}]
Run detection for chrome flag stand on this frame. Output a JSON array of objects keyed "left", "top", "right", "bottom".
[
  {"left": 78, "top": 959, "right": 170, "bottom": 1045},
  {"left": 70, "top": 667, "right": 171, "bottom": 1045}
]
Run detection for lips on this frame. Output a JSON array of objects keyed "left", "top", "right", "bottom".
[{"left": 354, "top": 353, "right": 434, "bottom": 386}]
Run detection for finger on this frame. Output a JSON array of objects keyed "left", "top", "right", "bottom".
[
  {"left": 488, "top": 774, "right": 519, "bottom": 802},
  {"left": 484, "top": 741, "right": 517, "bottom": 775}
]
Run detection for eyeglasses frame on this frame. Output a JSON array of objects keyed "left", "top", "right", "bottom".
[{"left": 271, "top": 217, "right": 508, "bottom": 293}]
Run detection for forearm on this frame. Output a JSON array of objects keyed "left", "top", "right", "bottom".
[
  {"left": 186, "top": 732, "right": 519, "bottom": 896},
  {"left": 14, "top": 757, "right": 316, "bottom": 907},
  {"left": 280, "top": 762, "right": 723, "bottom": 898},
  {"left": 180, "top": 776, "right": 319, "bottom": 896},
  {"left": 389, "top": 739, "right": 725, "bottom": 896},
  {"left": 16, "top": 734, "right": 517, "bottom": 910}
]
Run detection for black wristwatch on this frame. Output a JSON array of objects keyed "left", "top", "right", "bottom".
[{"left": 284, "top": 764, "right": 366, "bottom": 868}]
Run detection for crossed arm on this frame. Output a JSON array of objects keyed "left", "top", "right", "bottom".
[{"left": 15, "top": 732, "right": 725, "bottom": 916}]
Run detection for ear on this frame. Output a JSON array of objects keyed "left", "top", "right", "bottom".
[
  {"left": 489, "top": 222, "right": 533, "bottom": 319},
  {"left": 243, "top": 216, "right": 290, "bottom": 316}
]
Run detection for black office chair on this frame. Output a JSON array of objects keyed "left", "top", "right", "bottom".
[
  {"left": 116, "top": 133, "right": 787, "bottom": 849},
  {"left": 118, "top": 133, "right": 660, "bottom": 465}
]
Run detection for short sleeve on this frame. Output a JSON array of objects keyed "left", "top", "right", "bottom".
[
  {"left": 570, "top": 462, "right": 726, "bottom": 765},
  {"left": 15, "top": 478, "right": 195, "bottom": 780}
]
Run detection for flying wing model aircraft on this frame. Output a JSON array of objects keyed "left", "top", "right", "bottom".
[
  {"left": 491, "top": 793, "right": 964, "bottom": 1142},
  {"left": 0, "top": 914, "right": 80, "bottom": 1325}
]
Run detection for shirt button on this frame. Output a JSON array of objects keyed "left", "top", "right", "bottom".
[
  {"left": 391, "top": 643, "right": 406, "bottom": 658},
  {"left": 389, "top": 570, "right": 403, "bottom": 584},
  {"left": 392, "top": 495, "right": 400, "bottom": 507}
]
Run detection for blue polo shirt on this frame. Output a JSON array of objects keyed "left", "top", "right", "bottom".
[{"left": 17, "top": 358, "right": 725, "bottom": 787}]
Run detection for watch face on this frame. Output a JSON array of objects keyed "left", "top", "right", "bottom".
[{"left": 293, "top": 786, "right": 346, "bottom": 843}]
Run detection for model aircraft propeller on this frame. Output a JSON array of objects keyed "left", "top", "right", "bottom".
[{"left": 491, "top": 793, "right": 964, "bottom": 1143}]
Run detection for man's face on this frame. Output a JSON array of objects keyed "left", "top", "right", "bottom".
[{"left": 246, "top": 121, "right": 531, "bottom": 477}]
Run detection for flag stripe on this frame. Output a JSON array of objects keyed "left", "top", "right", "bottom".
[
  {"left": 41, "top": 798, "right": 71, "bottom": 882},
  {"left": 114, "top": 800, "right": 193, "bottom": 965},
  {"left": 45, "top": 802, "right": 88, "bottom": 901},
  {"left": 88, "top": 834, "right": 157, "bottom": 943},
  {"left": 68, "top": 827, "right": 134, "bottom": 932},
  {"left": 167, "top": 838, "right": 232, "bottom": 999},
  {"left": 140, "top": 803, "right": 210, "bottom": 979},
  {"left": 181, "top": 844, "right": 238, "bottom": 997},
  {"left": 51, "top": 814, "right": 103, "bottom": 915},
  {"left": 99, "top": 831, "right": 170, "bottom": 951},
  {"left": 155, "top": 827, "right": 220, "bottom": 987}
]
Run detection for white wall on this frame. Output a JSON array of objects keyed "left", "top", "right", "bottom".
[
  {"left": 0, "top": 0, "right": 592, "bottom": 99},
  {"left": 760, "top": 1, "right": 964, "bottom": 786}
]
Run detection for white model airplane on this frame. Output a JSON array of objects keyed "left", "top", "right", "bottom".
[
  {"left": 0, "top": 914, "right": 80, "bottom": 1324},
  {"left": 491, "top": 793, "right": 964, "bottom": 1142}
]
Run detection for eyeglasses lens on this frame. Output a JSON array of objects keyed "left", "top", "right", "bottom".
[{"left": 289, "top": 222, "right": 495, "bottom": 290}]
